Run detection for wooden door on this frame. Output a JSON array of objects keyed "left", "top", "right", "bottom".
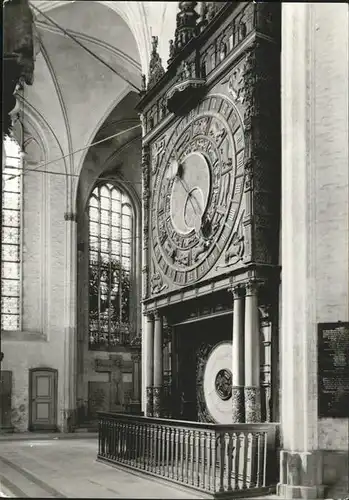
[{"left": 29, "top": 369, "right": 57, "bottom": 431}]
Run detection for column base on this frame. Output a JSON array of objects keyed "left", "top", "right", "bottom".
[
  {"left": 277, "top": 450, "right": 325, "bottom": 499},
  {"left": 244, "top": 386, "right": 261, "bottom": 422},
  {"left": 153, "top": 386, "right": 163, "bottom": 418},
  {"left": 277, "top": 484, "right": 325, "bottom": 499},
  {"left": 146, "top": 386, "right": 153, "bottom": 416},
  {"left": 60, "top": 409, "right": 76, "bottom": 433},
  {"left": 231, "top": 386, "right": 245, "bottom": 422}
]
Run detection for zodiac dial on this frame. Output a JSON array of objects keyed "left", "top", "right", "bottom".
[{"left": 151, "top": 95, "right": 245, "bottom": 287}]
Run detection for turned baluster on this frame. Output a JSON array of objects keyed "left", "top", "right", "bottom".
[
  {"left": 134, "top": 423, "right": 139, "bottom": 467},
  {"left": 232, "top": 432, "right": 240, "bottom": 490},
  {"left": 125, "top": 421, "right": 129, "bottom": 462},
  {"left": 132, "top": 422, "right": 136, "bottom": 466},
  {"left": 188, "top": 429, "right": 194, "bottom": 485},
  {"left": 118, "top": 422, "right": 122, "bottom": 460},
  {"left": 112, "top": 420, "right": 116, "bottom": 460},
  {"left": 155, "top": 425, "right": 163, "bottom": 474},
  {"left": 206, "top": 431, "right": 212, "bottom": 491},
  {"left": 180, "top": 428, "right": 185, "bottom": 481},
  {"left": 122, "top": 422, "right": 127, "bottom": 462},
  {"left": 189, "top": 430, "right": 194, "bottom": 485},
  {"left": 166, "top": 426, "right": 171, "bottom": 478},
  {"left": 115, "top": 420, "right": 119, "bottom": 460},
  {"left": 156, "top": 424, "right": 161, "bottom": 473},
  {"left": 144, "top": 423, "right": 149, "bottom": 470},
  {"left": 263, "top": 431, "right": 267, "bottom": 487},
  {"left": 200, "top": 431, "right": 206, "bottom": 490},
  {"left": 161, "top": 426, "right": 166, "bottom": 475},
  {"left": 126, "top": 423, "right": 131, "bottom": 464},
  {"left": 241, "top": 432, "right": 248, "bottom": 489},
  {"left": 140, "top": 424, "right": 145, "bottom": 469},
  {"left": 185, "top": 429, "right": 190, "bottom": 483},
  {"left": 151, "top": 424, "right": 157, "bottom": 473},
  {"left": 174, "top": 427, "right": 180, "bottom": 481},
  {"left": 245, "top": 432, "right": 254, "bottom": 488},
  {"left": 250, "top": 432, "right": 259, "bottom": 488},
  {"left": 194, "top": 430, "right": 200, "bottom": 487},
  {"left": 226, "top": 432, "right": 233, "bottom": 491},
  {"left": 145, "top": 424, "right": 150, "bottom": 471},
  {"left": 109, "top": 419, "right": 113, "bottom": 459},
  {"left": 212, "top": 432, "right": 217, "bottom": 492},
  {"left": 219, "top": 432, "right": 226, "bottom": 492},
  {"left": 255, "top": 432, "right": 263, "bottom": 488}
]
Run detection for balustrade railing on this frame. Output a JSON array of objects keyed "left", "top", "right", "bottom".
[{"left": 98, "top": 412, "right": 278, "bottom": 498}]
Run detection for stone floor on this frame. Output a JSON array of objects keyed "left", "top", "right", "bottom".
[{"left": 0, "top": 434, "right": 278, "bottom": 499}]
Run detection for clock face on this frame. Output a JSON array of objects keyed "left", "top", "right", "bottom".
[{"left": 151, "top": 94, "right": 245, "bottom": 287}]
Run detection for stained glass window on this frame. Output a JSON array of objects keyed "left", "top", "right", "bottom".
[
  {"left": 2, "top": 136, "right": 22, "bottom": 330},
  {"left": 88, "top": 183, "right": 133, "bottom": 348}
]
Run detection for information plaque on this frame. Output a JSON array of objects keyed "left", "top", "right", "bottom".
[{"left": 318, "top": 322, "right": 349, "bottom": 418}]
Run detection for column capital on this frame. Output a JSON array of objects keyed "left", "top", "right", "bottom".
[
  {"left": 244, "top": 278, "right": 264, "bottom": 296},
  {"left": 64, "top": 212, "right": 77, "bottom": 222},
  {"left": 131, "top": 352, "right": 141, "bottom": 363},
  {"left": 153, "top": 309, "right": 161, "bottom": 321},
  {"left": 144, "top": 311, "right": 154, "bottom": 321},
  {"left": 229, "top": 284, "right": 244, "bottom": 299}
]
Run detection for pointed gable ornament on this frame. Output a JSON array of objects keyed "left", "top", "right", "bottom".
[{"left": 147, "top": 36, "right": 165, "bottom": 91}]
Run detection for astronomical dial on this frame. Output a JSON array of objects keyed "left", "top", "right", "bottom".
[{"left": 152, "top": 94, "right": 245, "bottom": 287}]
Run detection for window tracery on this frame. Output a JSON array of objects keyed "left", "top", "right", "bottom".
[
  {"left": 88, "top": 182, "right": 133, "bottom": 348},
  {"left": 1, "top": 136, "right": 22, "bottom": 331}
]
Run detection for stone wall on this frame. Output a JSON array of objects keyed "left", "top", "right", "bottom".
[
  {"left": 314, "top": 5, "right": 349, "bottom": 497},
  {"left": 279, "top": 3, "right": 348, "bottom": 498},
  {"left": 1, "top": 3, "right": 143, "bottom": 432}
]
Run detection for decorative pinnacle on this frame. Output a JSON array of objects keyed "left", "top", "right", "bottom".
[{"left": 147, "top": 35, "right": 165, "bottom": 91}]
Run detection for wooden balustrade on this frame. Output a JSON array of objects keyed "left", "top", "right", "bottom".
[{"left": 97, "top": 412, "right": 278, "bottom": 498}]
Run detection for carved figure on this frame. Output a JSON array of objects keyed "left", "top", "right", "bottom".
[
  {"left": 147, "top": 36, "right": 165, "bottom": 91},
  {"left": 192, "top": 238, "right": 210, "bottom": 262},
  {"left": 169, "top": 39, "right": 175, "bottom": 60},
  {"left": 150, "top": 271, "right": 168, "bottom": 295},
  {"left": 141, "top": 74, "right": 146, "bottom": 92},
  {"left": 219, "top": 41, "right": 227, "bottom": 62},
  {"left": 174, "top": 251, "right": 189, "bottom": 267},
  {"left": 227, "top": 66, "right": 245, "bottom": 103}
]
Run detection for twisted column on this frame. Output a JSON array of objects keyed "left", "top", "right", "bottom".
[
  {"left": 153, "top": 310, "right": 163, "bottom": 418},
  {"left": 244, "top": 279, "right": 262, "bottom": 423},
  {"left": 231, "top": 285, "right": 245, "bottom": 422}
]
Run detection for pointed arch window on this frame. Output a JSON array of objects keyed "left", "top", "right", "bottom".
[
  {"left": 1, "top": 136, "right": 22, "bottom": 331},
  {"left": 88, "top": 182, "right": 133, "bottom": 348}
]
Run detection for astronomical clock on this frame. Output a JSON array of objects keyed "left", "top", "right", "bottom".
[
  {"left": 137, "top": 2, "right": 281, "bottom": 424},
  {"left": 151, "top": 94, "right": 245, "bottom": 288}
]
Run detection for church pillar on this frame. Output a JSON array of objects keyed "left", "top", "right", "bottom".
[
  {"left": 231, "top": 285, "right": 245, "bottom": 422},
  {"left": 277, "top": 4, "right": 325, "bottom": 497},
  {"left": 131, "top": 352, "right": 141, "bottom": 410},
  {"left": 62, "top": 211, "right": 78, "bottom": 432},
  {"left": 153, "top": 309, "right": 163, "bottom": 418},
  {"left": 140, "top": 141, "right": 150, "bottom": 414},
  {"left": 144, "top": 313, "right": 154, "bottom": 416},
  {"left": 244, "top": 279, "right": 261, "bottom": 423}
]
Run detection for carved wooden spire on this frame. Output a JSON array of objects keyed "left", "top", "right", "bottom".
[
  {"left": 173, "top": 2, "right": 199, "bottom": 57},
  {"left": 147, "top": 36, "right": 165, "bottom": 91}
]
